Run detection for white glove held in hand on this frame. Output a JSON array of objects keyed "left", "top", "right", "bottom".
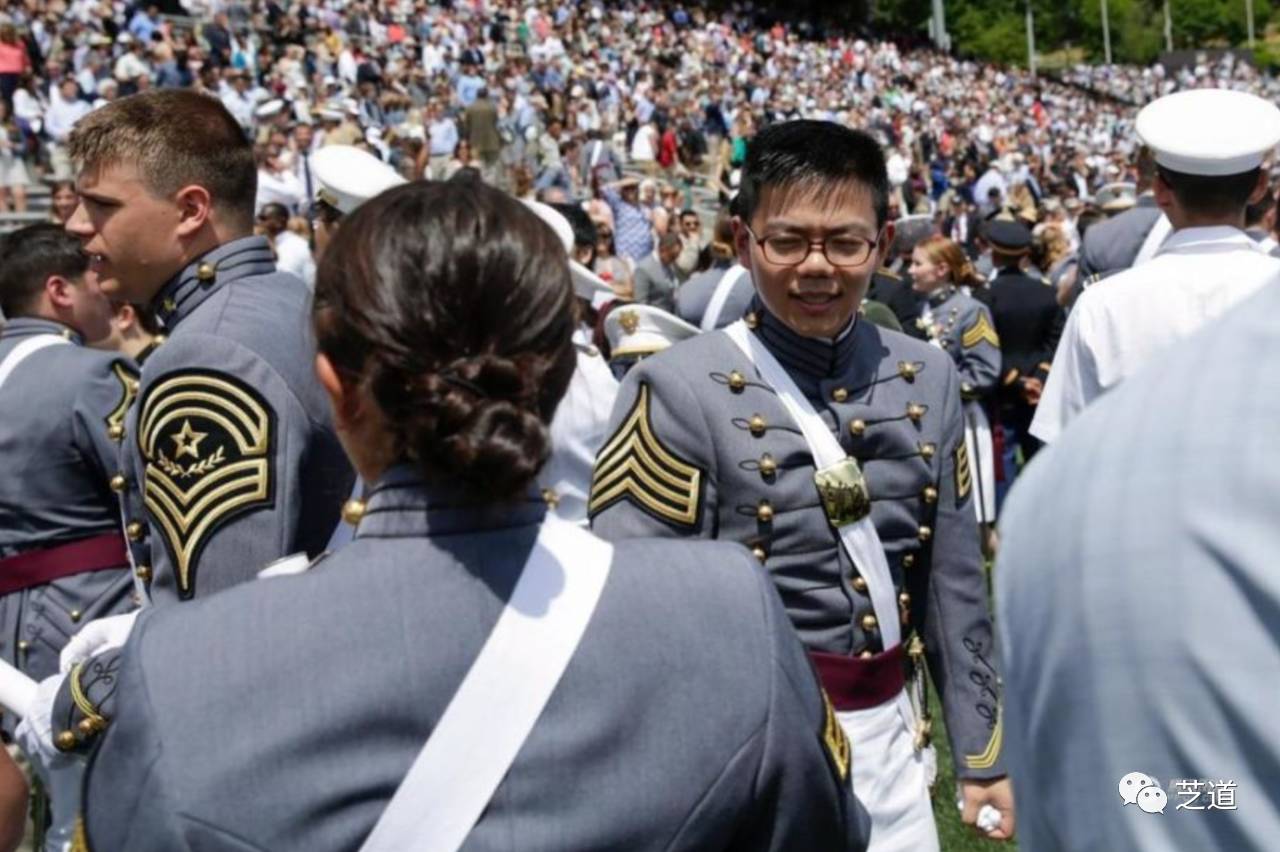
[{"left": 59, "top": 611, "right": 140, "bottom": 675}]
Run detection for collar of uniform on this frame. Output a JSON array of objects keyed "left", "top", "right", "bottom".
[
  {"left": 354, "top": 464, "right": 549, "bottom": 539},
  {"left": 0, "top": 317, "right": 83, "bottom": 345},
  {"left": 926, "top": 285, "right": 957, "bottom": 307},
  {"left": 152, "top": 235, "right": 277, "bottom": 330},
  {"left": 1157, "top": 226, "right": 1259, "bottom": 258},
  {"left": 751, "top": 297, "right": 858, "bottom": 378}
]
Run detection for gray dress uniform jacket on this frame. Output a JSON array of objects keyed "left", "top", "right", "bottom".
[
  {"left": 590, "top": 302, "right": 1005, "bottom": 779},
  {"left": 675, "top": 265, "right": 755, "bottom": 329},
  {"left": 0, "top": 319, "right": 137, "bottom": 683},
  {"left": 997, "top": 281, "right": 1280, "bottom": 851},
  {"left": 119, "top": 236, "right": 353, "bottom": 604},
  {"left": 1075, "top": 195, "right": 1161, "bottom": 285},
  {"left": 915, "top": 287, "right": 1002, "bottom": 400},
  {"left": 71, "top": 466, "right": 869, "bottom": 851}
]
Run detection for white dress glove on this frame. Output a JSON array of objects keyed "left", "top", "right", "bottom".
[
  {"left": 58, "top": 611, "right": 140, "bottom": 675},
  {"left": 14, "top": 674, "right": 85, "bottom": 852}
]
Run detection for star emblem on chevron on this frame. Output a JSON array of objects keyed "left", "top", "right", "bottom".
[{"left": 170, "top": 419, "right": 208, "bottom": 460}]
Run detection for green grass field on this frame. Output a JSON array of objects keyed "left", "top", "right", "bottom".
[{"left": 928, "top": 685, "right": 1017, "bottom": 851}]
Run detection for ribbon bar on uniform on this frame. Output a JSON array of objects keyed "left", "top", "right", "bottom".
[{"left": 810, "top": 645, "right": 907, "bottom": 712}]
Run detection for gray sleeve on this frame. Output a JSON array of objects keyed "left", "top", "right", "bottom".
[
  {"left": 81, "top": 617, "right": 271, "bottom": 852},
  {"left": 921, "top": 363, "right": 1006, "bottom": 779},
  {"left": 732, "top": 559, "right": 870, "bottom": 851},
  {"left": 133, "top": 334, "right": 323, "bottom": 602},
  {"left": 631, "top": 264, "right": 654, "bottom": 306},
  {"left": 71, "top": 355, "right": 138, "bottom": 484},
  {"left": 589, "top": 358, "right": 719, "bottom": 540},
  {"left": 954, "top": 302, "right": 1001, "bottom": 399}
]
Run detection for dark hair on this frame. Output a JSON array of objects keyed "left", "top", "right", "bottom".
[
  {"left": 550, "top": 201, "right": 598, "bottom": 250},
  {"left": 1245, "top": 185, "right": 1276, "bottom": 228},
  {"left": 68, "top": 90, "right": 257, "bottom": 230},
  {"left": 312, "top": 178, "right": 577, "bottom": 500},
  {"left": 680, "top": 209, "right": 699, "bottom": 220},
  {"left": 0, "top": 223, "right": 91, "bottom": 317},
  {"left": 1157, "top": 165, "right": 1261, "bottom": 219},
  {"left": 657, "top": 232, "right": 682, "bottom": 252},
  {"left": 736, "top": 120, "right": 889, "bottom": 227},
  {"left": 259, "top": 202, "right": 289, "bottom": 222}
]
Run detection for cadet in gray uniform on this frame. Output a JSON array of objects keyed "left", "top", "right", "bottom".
[
  {"left": 675, "top": 263, "right": 755, "bottom": 329},
  {"left": 0, "top": 225, "right": 137, "bottom": 684},
  {"left": 591, "top": 121, "right": 1013, "bottom": 848},
  {"left": 997, "top": 280, "right": 1280, "bottom": 852},
  {"left": 1074, "top": 149, "right": 1162, "bottom": 297},
  {"left": 64, "top": 89, "right": 353, "bottom": 606},
  {"left": 53, "top": 180, "right": 869, "bottom": 851}
]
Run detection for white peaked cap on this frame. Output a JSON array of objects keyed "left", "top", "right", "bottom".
[
  {"left": 1136, "top": 88, "right": 1280, "bottom": 176},
  {"left": 522, "top": 200, "right": 614, "bottom": 303},
  {"left": 604, "top": 304, "right": 700, "bottom": 359},
  {"left": 311, "top": 145, "right": 406, "bottom": 215}
]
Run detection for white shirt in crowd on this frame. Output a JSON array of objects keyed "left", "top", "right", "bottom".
[
  {"left": 272, "top": 229, "right": 315, "bottom": 290},
  {"left": 1032, "top": 226, "right": 1280, "bottom": 444}
]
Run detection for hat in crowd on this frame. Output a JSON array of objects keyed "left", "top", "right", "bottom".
[
  {"left": 311, "top": 145, "right": 406, "bottom": 215},
  {"left": 522, "top": 200, "right": 614, "bottom": 304},
  {"left": 892, "top": 214, "right": 935, "bottom": 255},
  {"left": 255, "top": 99, "right": 285, "bottom": 120},
  {"left": 604, "top": 304, "right": 699, "bottom": 360},
  {"left": 985, "top": 219, "right": 1032, "bottom": 254},
  {"left": 1095, "top": 182, "right": 1137, "bottom": 213},
  {"left": 317, "top": 102, "right": 345, "bottom": 122},
  {"left": 1136, "top": 88, "right": 1280, "bottom": 177}
]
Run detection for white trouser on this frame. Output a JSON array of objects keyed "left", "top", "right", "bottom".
[
  {"left": 963, "top": 402, "right": 997, "bottom": 524},
  {"left": 839, "top": 691, "right": 940, "bottom": 852}
]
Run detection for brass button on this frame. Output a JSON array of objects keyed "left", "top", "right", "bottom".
[
  {"left": 162, "top": 298, "right": 177, "bottom": 313},
  {"left": 744, "top": 311, "right": 759, "bottom": 329},
  {"left": 921, "top": 486, "right": 938, "bottom": 504},
  {"left": 341, "top": 498, "right": 366, "bottom": 526},
  {"left": 70, "top": 610, "right": 82, "bottom": 623},
  {"left": 126, "top": 521, "right": 144, "bottom": 541},
  {"left": 748, "top": 415, "right": 766, "bottom": 436},
  {"left": 756, "top": 501, "right": 774, "bottom": 523},
  {"left": 758, "top": 453, "right": 777, "bottom": 476},
  {"left": 109, "top": 474, "right": 126, "bottom": 492},
  {"left": 540, "top": 488, "right": 560, "bottom": 508},
  {"left": 851, "top": 575, "right": 868, "bottom": 594},
  {"left": 917, "top": 525, "right": 932, "bottom": 542},
  {"left": 899, "top": 592, "right": 912, "bottom": 623},
  {"left": 902, "top": 553, "right": 916, "bottom": 569},
  {"left": 136, "top": 565, "right": 153, "bottom": 583},
  {"left": 196, "top": 261, "right": 216, "bottom": 282},
  {"left": 898, "top": 361, "right": 917, "bottom": 382},
  {"left": 55, "top": 731, "right": 78, "bottom": 752},
  {"left": 728, "top": 371, "right": 746, "bottom": 392},
  {"left": 858, "top": 650, "right": 874, "bottom": 660},
  {"left": 77, "top": 718, "right": 98, "bottom": 737},
  {"left": 919, "top": 442, "right": 936, "bottom": 460},
  {"left": 751, "top": 546, "right": 767, "bottom": 563},
  {"left": 831, "top": 387, "right": 849, "bottom": 403},
  {"left": 848, "top": 419, "right": 866, "bottom": 437},
  {"left": 906, "top": 402, "right": 926, "bottom": 422},
  {"left": 860, "top": 613, "right": 878, "bottom": 632},
  {"left": 17, "top": 640, "right": 29, "bottom": 652},
  {"left": 107, "top": 423, "right": 124, "bottom": 441}
]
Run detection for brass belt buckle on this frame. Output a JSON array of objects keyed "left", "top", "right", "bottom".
[{"left": 814, "top": 457, "right": 872, "bottom": 527}]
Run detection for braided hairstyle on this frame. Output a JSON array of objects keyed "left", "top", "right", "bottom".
[{"left": 312, "top": 176, "right": 578, "bottom": 500}]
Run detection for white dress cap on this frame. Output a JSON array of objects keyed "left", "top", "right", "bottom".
[
  {"left": 522, "top": 200, "right": 614, "bottom": 303},
  {"left": 604, "top": 304, "right": 700, "bottom": 359},
  {"left": 311, "top": 145, "right": 406, "bottom": 215},
  {"left": 1136, "top": 88, "right": 1280, "bottom": 176}
]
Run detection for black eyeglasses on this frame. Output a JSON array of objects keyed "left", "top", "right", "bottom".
[{"left": 744, "top": 225, "right": 882, "bottom": 268}]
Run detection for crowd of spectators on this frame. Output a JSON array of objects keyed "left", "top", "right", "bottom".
[{"left": 2, "top": 0, "right": 1278, "bottom": 299}]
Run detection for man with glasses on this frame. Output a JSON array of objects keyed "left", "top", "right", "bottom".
[{"left": 591, "top": 121, "right": 1013, "bottom": 850}]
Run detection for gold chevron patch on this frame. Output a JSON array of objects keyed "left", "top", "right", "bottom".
[
  {"left": 955, "top": 442, "right": 972, "bottom": 502},
  {"left": 589, "top": 383, "right": 702, "bottom": 528},
  {"left": 965, "top": 715, "right": 1003, "bottom": 771},
  {"left": 104, "top": 362, "right": 139, "bottom": 440},
  {"left": 961, "top": 312, "right": 1000, "bottom": 349},
  {"left": 138, "top": 371, "right": 274, "bottom": 599},
  {"left": 822, "top": 690, "right": 851, "bottom": 781}
]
